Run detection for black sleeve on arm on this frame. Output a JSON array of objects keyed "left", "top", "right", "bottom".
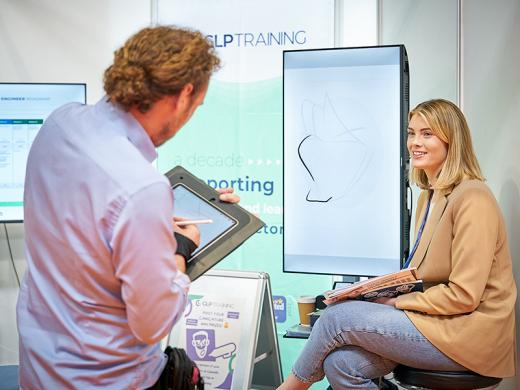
[{"left": 174, "top": 232, "right": 198, "bottom": 262}]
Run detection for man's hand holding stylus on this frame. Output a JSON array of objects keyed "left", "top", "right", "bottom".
[{"left": 172, "top": 187, "right": 239, "bottom": 273}]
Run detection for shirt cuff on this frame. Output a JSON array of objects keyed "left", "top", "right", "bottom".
[{"left": 174, "top": 271, "right": 191, "bottom": 295}]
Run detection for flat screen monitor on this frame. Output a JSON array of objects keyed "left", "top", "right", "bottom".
[
  {"left": 283, "top": 45, "right": 409, "bottom": 277},
  {"left": 0, "top": 83, "right": 86, "bottom": 222}
]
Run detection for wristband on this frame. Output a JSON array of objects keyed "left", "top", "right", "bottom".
[{"left": 174, "top": 232, "right": 198, "bottom": 262}]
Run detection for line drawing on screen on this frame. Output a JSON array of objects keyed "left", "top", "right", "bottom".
[
  {"left": 297, "top": 94, "right": 373, "bottom": 204},
  {"left": 173, "top": 185, "right": 237, "bottom": 255}
]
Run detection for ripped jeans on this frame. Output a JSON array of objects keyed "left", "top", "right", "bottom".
[{"left": 292, "top": 300, "right": 466, "bottom": 389}]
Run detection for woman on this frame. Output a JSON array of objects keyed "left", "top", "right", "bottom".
[{"left": 279, "top": 99, "right": 516, "bottom": 389}]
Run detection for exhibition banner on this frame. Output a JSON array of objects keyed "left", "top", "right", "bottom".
[{"left": 157, "top": 0, "right": 335, "bottom": 376}]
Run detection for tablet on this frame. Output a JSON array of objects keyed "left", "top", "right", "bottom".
[{"left": 165, "top": 166, "right": 265, "bottom": 281}]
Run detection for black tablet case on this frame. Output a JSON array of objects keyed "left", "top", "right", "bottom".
[{"left": 165, "top": 166, "right": 265, "bottom": 281}]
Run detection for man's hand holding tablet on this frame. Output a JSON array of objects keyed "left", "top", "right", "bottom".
[{"left": 215, "top": 187, "right": 240, "bottom": 203}]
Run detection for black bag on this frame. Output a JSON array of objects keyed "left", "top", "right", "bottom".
[{"left": 161, "top": 346, "right": 204, "bottom": 390}]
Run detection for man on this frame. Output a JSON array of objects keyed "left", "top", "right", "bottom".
[{"left": 17, "top": 26, "right": 235, "bottom": 389}]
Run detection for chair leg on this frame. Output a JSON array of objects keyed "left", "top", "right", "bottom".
[{"left": 378, "top": 377, "right": 399, "bottom": 390}]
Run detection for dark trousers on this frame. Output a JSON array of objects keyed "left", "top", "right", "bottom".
[
  {"left": 146, "top": 365, "right": 167, "bottom": 390},
  {"left": 146, "top": 346, "right": 203, "bottom": 390}
]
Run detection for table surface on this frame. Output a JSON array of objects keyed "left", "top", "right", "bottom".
[{"left": 283, "top": 324, "right": 311, "bottom": 339}]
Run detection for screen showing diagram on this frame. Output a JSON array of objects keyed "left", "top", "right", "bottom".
[
  {"left": 283, "top": 46, "right": 407, "bottom": 276},
  {"left": 0, "top": 83, "right": 86, "bottom": 222},
  {"left": 173, "top": 184, "right": 237, "bottom": 256}
]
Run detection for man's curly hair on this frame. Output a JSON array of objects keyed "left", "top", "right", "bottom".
[{"left": 103, "top": 26, "right": 220, "bottom": 113}]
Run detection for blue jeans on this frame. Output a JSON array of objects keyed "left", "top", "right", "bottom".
[{"left": 292, "top": 301, "right": 466, "bottom": 389}]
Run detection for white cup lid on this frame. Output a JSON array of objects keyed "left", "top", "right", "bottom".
[{"left": 297, "top": 296, "right": 316, "bottom": 304}]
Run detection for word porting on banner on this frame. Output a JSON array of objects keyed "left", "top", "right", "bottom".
[{"left": 207, "top": 176, "right": 274, "bottom": 196}]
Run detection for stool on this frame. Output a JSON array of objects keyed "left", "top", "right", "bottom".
[
  {"left": 0, "top": 365, "right": 19, "bottom": 390},
  {"left": 393, "top": 365, "right": 501, "bottom": 390}
]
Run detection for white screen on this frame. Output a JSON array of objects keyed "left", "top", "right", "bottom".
[
  {"left": 173, "top": 184, "right": 237, "bottom": 256},
  {"left": 0, "top": 83, "right": 86, "bottom": 222},
  {"left": 283, "top": 47, "right": 403, "bottom": 276}
]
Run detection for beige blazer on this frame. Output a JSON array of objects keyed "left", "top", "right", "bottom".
[{"left": 395, "top": 180, "right": 517, "bottom": 378}]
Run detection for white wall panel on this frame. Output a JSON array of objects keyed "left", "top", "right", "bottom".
[
  {"left": 336, "top": 0, "right": 378, "bottom": 47},
  {"left": 380, "top": 0, "right": 459, "bottom": 244},
  {"left": 380, "top": 0, "right": 458, "bottom": 107},
  {"left": 0, "top": 0, "right": 151, "bottom": 102},
  {"left": 462, "top": 1, "right": 520, "bottom": 387}
]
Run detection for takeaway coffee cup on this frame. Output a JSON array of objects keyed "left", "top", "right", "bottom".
[{"left": 297, "top": 296, "right": 316, "bottom": 327}]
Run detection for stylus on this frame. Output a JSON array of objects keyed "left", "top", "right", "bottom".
[{"left": 175, "top": 219, "right": 214, "bottom": 226}]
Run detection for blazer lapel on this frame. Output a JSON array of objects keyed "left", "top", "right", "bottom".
[{"left": 411, "top": 193, "right": 449, "bottom": 269}]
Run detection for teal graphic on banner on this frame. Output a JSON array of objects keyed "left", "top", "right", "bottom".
[
  {"left": 273, "top": 295, "right": 287, "bottom": 323},
  {"left": 157, "top": 78, "right": 330, "bottom": 382}
]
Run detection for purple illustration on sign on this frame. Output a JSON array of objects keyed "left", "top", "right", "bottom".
[
  {"left": 187, "top": 329, "right": 216, "bottom": 362},
  {"left": 272, "top": 295, "right": 287, "bottom": 323},
  {"left": 209, "top": 343, "right": 236, "bottom": 359},
  {"left": 214, "top": 349, "right": 236, "bottom": 389},
  {"left": 186, "top": 318, "right": 198, "bottom": 326},
  {"left": 227, "top": 311, "right": 240, "bottom": 319},
  {"left": 216, "top": 371, "right": 234, "bottom": 389}
]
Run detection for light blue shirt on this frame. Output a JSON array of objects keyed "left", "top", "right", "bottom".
[{"left": 17, "top": 98, "right": 190, "bottom": 389}]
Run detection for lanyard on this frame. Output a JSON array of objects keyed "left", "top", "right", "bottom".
[{"left": 403, "top": 191, "right": 433, "bottom": 269}]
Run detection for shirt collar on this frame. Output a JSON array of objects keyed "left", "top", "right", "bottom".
[{"left": 95, "top": 97, "right": 157, "bottom": 163}]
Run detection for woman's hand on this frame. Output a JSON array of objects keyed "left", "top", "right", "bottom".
[
  {"left": 216, "top": 187, "right": 240, "bottom": 203},
  {"left": 374, "top": 297, "right": 397, "bottom": 307}
]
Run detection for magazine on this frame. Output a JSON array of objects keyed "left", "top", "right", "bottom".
[{"left": 324, "top": 268, "right": 423, "bottom": 304}]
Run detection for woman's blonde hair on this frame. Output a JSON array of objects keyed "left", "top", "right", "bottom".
[
  {"left": 409, "top": 99, "right": 484, "bottom": 191},
  {"left": 104, "top": 26, "right": 220, "bottom": 113}
]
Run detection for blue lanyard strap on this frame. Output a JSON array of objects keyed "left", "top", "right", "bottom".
[{"left": 403, "top": 191, "right": 433, "bottom": 268}]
